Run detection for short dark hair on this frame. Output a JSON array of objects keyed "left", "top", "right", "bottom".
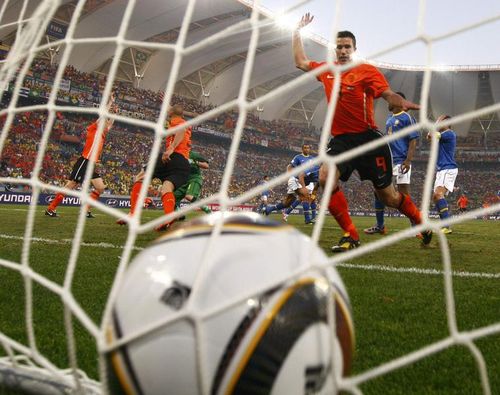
[
  {"left": 337, "top": 31, "right": 356, "bottom": 48},
  {"left": 395, "top": 91, "right": 406, "bottom": 100}
]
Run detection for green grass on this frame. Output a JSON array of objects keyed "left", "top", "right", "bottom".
[{"left": 0, "top": 205, "right": 499, "bottom": 394}]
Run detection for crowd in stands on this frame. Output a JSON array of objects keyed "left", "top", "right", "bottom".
[
  {"left": 11, "top": 59, "right": 322, "bottom": 150},
  {"left": 1, "top": 110, "right": 499, "bottom": 212}
]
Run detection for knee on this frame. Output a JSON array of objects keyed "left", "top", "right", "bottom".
[{"left": 378, "top": 190, "right": 400, "bottom": 208}]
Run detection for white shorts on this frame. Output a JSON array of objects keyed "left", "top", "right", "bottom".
[
  {"left": 434, "top": 168, "right": 458, "bottom": 194},
  {"left": 392, "top": 164, "right": 411, "bottom": 185},
  {"left": 306, "top": 182, "right": 315, "bottom": 194},
  {"left": 287, "top": 177, "right": 302, "bottom": 195}
]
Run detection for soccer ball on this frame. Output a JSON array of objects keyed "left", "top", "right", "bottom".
[{"left": 105, "top": 212, "right": 354, "bottom": 395}]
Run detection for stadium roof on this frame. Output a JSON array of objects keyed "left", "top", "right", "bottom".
[{"left": 1, "top": 0, "right": 499, "bottom": 135}]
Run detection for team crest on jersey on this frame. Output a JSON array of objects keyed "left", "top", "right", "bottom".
[{"left": 395, "top": 120, "right": 400, "bottom": 126}]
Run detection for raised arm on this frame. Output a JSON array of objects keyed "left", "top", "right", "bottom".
[{"left": 293, "top": 13, "right": 314, "bottom": 72}]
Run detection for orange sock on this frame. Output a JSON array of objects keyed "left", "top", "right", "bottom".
[
  {"left": 398, "top": 193, "right": 422, "bottom": 225},
  {"left": 161, "top": 192, "right": 175, "bottom": 216},
  {"left": 86, "top": 190, "right": 100, "bottom": 212},
  {"left": 328, "top": 188, "right": 359, "bottom": 240},
  {"left": 130, "top": 182, "right": 142, "bottom": 214},
  {"left": 48, "top": 193, "right": 64, "bottom": 211}
]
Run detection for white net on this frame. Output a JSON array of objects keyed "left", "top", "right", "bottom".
[{"left": 0, "top": 0, "right": 499, "bottom": 394}]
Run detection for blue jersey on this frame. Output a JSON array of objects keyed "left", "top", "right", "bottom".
[
  {"left": 290, "top": 153, "right": 315, "bottom": 182},
  {"left": 304, "top": 164, "right": 320, "bottom": 185},
  {"left": 259, "top": 180, "right": 270, "bottom": 197},
  {"left": 437, "top": 129, "right": 457, "bottom": 171},
  {"left": 290, "top": 153, "right": 314, "bottom": 169},
  {"left": 385, "top": 111, "right": 419, "bottom": 165}
]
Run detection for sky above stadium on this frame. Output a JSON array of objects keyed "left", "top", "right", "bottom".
[{"left": 260, "top": 0, "right": 500, "bottom": 66}]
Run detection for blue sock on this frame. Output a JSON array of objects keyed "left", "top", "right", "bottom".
[
  {"left": 375, "top": 198, "right": 386, "bottom": 228},
  {"left": 311, "top": 202, "right": 317, "bottom": 219},
  {"left": 435, "top": 198, "right": 450, "bottom": 220},
  {"left": 302, "top": 201, "right": 311, "bottom": 223},
  {"left": 285, "top": 200, "right": 300, "bottom": 215},
  {"left": 266, "top": 202, "right": 285, "bottom": 215}
]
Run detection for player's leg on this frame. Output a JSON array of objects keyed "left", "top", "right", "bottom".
[
  {"left": 46, "top": 157, "right": 89, "bottom": 217},
  {"left": 364, "top": 191, "right": 387, "bottom": 235},
  {"left": 296, "top": 187, "right": 313, "bottom": 224},
  {"left": 174, "top": 182, "right": 188, "bottom": 214},
  {"left": 46, "top": 179, "right": 78, "bottom": 217},
  {"left": 265, "top": 194, "right": 294, "bottom": 216},
  {"left": 116, "top": 168, "right": 146, "bottom": 225},
  {"left": 185, "top": 178, "right": 211, "bottom": 214},
  {"left": 375, "top": 184, "right": 432, "bottom": 245},
  {"left": 309, "top": 185, "right": 318, "bottom": 221},
  {"left": 321, "top": 138, "right": 360, "bottom": 252},
  {"left": 359, "top": 136, "right": 431, "bottom": 246},
  {"left": 283, "top": 198, "right": 300, "bottom": 221},
  {"left": 432, "top": 169, "right": 457, "bottom": 234},
  {"left": 130, "top": 168, "right": 146, "bottom": 215},
  {"left": 155, "top": 152, "right": 190, "bottom": 231},
  {"left": 433, "top": 185, "right": 451, "bottom": 232},
  {"left": 86, "top": 175, "right": 105, "bottom": 218}
]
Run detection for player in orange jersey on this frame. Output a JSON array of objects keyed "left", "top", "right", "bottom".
[
  {"left": 293, "top": 14, "right": 432, "bottom": 251},
  {"left": 45, "top": 95, "right": 116, "bottom": 218},
  {"left": 117, "top": 103, "right": 191, "bottom": 231},
  {"left": 456, "top": 193, "right": 469, "bottom": 213}
]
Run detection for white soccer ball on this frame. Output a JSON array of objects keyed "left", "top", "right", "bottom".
[{"left": 106, "top": 213, "right": 354, "bottom": 395}]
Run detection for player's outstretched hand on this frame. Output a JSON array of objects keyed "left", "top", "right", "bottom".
[
  {"left": 402, "top": 99, "right": 420, "bottom": 111},
  {"left": 296, "top": 13, "right": 314, "bottom": 30}
]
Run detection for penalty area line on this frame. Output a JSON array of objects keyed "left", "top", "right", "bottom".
[
  {"left": 336, "top": 262, "right": 500, "bottom": 279},
  {"left": 0, "top": 234, "right": 144, "bottom": 251}
]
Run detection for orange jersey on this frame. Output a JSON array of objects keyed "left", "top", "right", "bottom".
[
  {"left": 166, "top": 116, "right": 192, "bottom": 160},
  {"left": 82, "top": 121, "right": 111, "bottom": 162},
  {"left": 309, "top": 61, "right": 389, "bottom": 136},
  {"left": 457, "top": 196, "right": 469, "bottom": 209}
]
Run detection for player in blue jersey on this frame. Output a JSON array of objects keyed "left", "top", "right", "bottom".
[
  {"left": 257, "top": 175, "right": 271, "bottom": 213},
  {"left": 300, "top": 163, "right": 320, "bottom": 223},
  {"left": 429, "top": 114, "right": 458, "bottom": 234},
  {"left": 264, "top": 144, "right": 316, "bottom": 224},
  {"left": 364, "top": 92, "right": 420, "bottom": 235},
  {"left": 283, "top": 163, "right": 320, "bottom": 222}
]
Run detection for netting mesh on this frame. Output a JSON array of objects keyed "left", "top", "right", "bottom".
[{"left": 0, "top": 0, "right": 499, "bottom": 394}]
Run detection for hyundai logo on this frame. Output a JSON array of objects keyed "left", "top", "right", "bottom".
[
  {"left": 106, "top": 199, "right": 118, "bottom": 207},
  {"left": 45, "top": 195, "right": 55, "bottom": 203}
]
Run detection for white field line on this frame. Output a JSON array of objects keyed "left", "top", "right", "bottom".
[
  {"left": 1, "top": 233, "right": 498, "bottom": 279},
  {"left": 0, "top": 234, "right": 143, "bottom": 251},
  {"left": 336, "top": 262, "right": 500, "bottom": 279}
]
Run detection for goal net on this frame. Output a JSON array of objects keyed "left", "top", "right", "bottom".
[{"left": 0, "top": 0, "right": 499, "bottom": 394}]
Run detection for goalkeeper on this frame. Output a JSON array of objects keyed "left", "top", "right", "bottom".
[{"left": 175, "top": 150, "right": 212, "bottom": 220}]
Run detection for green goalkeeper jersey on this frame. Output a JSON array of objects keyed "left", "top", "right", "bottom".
[{"left": 189, "top": 151, "right": 209, "bottom": 176}]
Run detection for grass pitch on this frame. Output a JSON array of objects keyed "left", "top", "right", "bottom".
[{"left": 0, "top": 204, "right": 498, "bottom": 394}]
